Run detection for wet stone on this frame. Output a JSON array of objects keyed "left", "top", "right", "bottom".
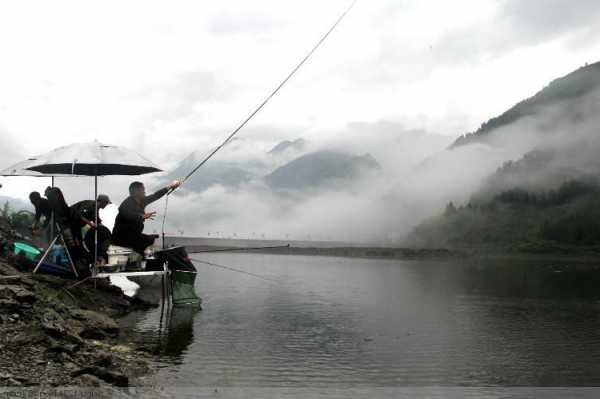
[
  {"left": 5, "top": 377, "right": 22, "bottom": 386},
  {"left": 65, "top": 331, "right": 85, "bottom": 346},
  {"left": 48, "top": 338, "right": 79, "bottom": 355},
  {"left": 71, "top": 309, "right": 119, "bottom": 339},
  {"left": 0, "top": 285, "right": 37, "bottom": 303},
  {"left": 0, "top": 298, "right": 20, "bottom": 313},
  {"left": 40, "top": 308, "right": 67, "bottom": 336},
  {"left": 94, "top": 354, "right": 114, "bottom": 368},
  {"left": 71, "top": 366, "right": 129, "bottom": 387},
  {"left": 71, "top": 373, "right": 103, "bottom": 387},
  {"left": 11, "top": 329, "right": 48, "bottom": 345}
]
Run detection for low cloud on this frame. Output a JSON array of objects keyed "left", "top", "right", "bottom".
[
  {"left": 144, "top": 121, "right": 454, "bottom": 243},
  {"left": 208, "top": 12, "right": 282, "bottom": 36},
  {"left": 148, "top": 82, "right": 600, "bottom": 244},
  {"left": 435, "top": 0, "right": 600, "bottom": 66},
  {"left": 136, "top": 70, "right": 238, "bottom": 122}
]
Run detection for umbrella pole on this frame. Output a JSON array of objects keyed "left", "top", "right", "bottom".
[
  {"left": 50, "top": 176, "right": 54, "bottom": 244},
  {"left": 94, "top": 175, "right": 98, "bottom": 274}
]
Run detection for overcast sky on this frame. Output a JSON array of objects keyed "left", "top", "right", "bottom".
[{"left": 1, "top": 0, "right": 599, "bottom": 200}]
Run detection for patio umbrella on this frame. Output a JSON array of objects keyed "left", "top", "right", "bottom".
[
  {"left": 25, "top": 140, "right": 163, "bottom": 272},
  {"left": 1, "top": 156, "right": 85, "bottom": 178},
  {"left": 1, "top": 157, "right": 48, "bottom": 177},
  {"left": 25, "top": 141, "right": 161, "bottom": 176}
]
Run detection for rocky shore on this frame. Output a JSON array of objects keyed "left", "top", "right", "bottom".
[{"left": 0, "top": 259, "right": 156, "bottom": 388}]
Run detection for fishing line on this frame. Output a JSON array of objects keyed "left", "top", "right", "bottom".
[
  {"left": 190, "top": 257, "right": 281, "bottom": 284},
  {"left": 160, "top": 0, "right": 358, "bottom": 246}
]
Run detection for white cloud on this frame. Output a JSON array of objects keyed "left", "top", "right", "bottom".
[{"left": 1, "top": 0, "right": 599, "bottom": 241}]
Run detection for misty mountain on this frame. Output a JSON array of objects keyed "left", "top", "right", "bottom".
[
  {"left": 166, "top": 138, "right": 311, "bottom": 193},
  {"left": 408, "top": 62, "right": 600, "bottom": 252},
  {"left": 181, "top": 164, "right": 256, "bottom": 192},
  {"left": 265, "top": 151, "right": 381, "bottom": 190},
  {"left": 167, "top": 152, "right": 259, "bottom": 192},
  {"left": 408, "top": 177, "right": 600, "bottom": 252},
  {"left": 471, "top": 141, "right": 600, "bottom": 203},
  {"left": 268, "top": 138, "right": 308, "bottom": 155},
  {"left": 451, "top": 61, "right": 600, "bottom": 148}
]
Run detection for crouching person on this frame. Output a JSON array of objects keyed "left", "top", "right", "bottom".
[{"left": 111, "top": 180, "right": 181, "bottom": 256}]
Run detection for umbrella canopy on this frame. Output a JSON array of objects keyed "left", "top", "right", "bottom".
[
  {"left": 0, "top": 156, "right": 82, "bottom": 177},
  {"left": 25, "top": 141, "right": 162, "bottom": 176}
]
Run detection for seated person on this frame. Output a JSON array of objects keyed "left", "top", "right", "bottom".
[
  {"left": 84, "top": 225, "right": 112, "bottom": 265},
  {"left": 74, "top": 194, "right": 112, "bottom": 264},
  {"left": 71, "top": 194, "right": 112, "bottom": 230},
  {"left": 112, "top": 180, "right": 181, "bottom": 255}
]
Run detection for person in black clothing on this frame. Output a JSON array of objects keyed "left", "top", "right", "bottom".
[
  {"left": 29, "top": 191, "right": 52, "bottom": 244},
  {"left": 42, "top": 186, "right": 91, "bottom": 275},
  {"left": 72, "top": 194, "right": 112, "bottom": 264},
  {"left": 44, "top": 186, "right": 79, "bottom": 246},
  {"left": 112, "top": 180, "right": 181, "bottom": 255},
  {"left": 71, "top": 194, "right": 111, "bottom": 230},
  {"left": 29, "top": 191, "right": 51, "bottom": 230}
]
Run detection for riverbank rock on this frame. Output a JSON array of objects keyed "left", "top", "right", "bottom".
[
  {"left": 0, "top": 284, "right": 37, "bottom": 303},
  {"left": 71, "top": 366, "right": 129, "bottom": 387},
  {"left": 0, "top": 258, "right": 153, "bottom": 387},
  {"left": 70, "top": 373, "right": 103, "bottom": 387},
  {"left": 71, "top": 309, "right": 119, "bottom": 338}
]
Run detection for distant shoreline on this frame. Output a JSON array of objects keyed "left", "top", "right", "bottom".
[
  {"left": 164, "top": 237, "right": 600, "bottom": 263},
  {"left": 162, "top": 236, "right": 465, "bottom": 260},
  {"left": 185, "top": 245, "right": 464, "bottom": 261}
]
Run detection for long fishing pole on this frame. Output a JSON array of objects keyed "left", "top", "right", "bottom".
[
  {"left": 161, "top": 0, "right": 358, "bottom": 247},
  {"left": 175, "top": 0, "right": 358, "bottom": 189}
]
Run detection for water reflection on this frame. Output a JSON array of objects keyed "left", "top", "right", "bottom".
[
  {"left": 156, "top": 306, "right": 199, "bottom": 362},
  {"left": 120, "top": 300, "right": 200, "bottom": 365},
  {"left": 125, "top": 254, "right": 600, "bottom": 386},
  {"left": 434, "top": 259, "right": 600, "bottom": 299}
]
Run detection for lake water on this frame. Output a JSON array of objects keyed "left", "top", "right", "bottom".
[{"left": 120, "top": 253, "right": 600, "bottom": 387}]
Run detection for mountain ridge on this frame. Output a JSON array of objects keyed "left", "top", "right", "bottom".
[
  {"left": 265, "top": 150, "right": 381, "bottom": 191},
  {"left": 451, "top": 61, "right": 600, "bottom": 148}
]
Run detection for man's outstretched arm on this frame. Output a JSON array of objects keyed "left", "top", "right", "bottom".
[{"left": 144, "top": 180, "right": 182, "bottom": 206}]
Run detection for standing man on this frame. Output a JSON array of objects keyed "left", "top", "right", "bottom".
[{"left": 112, "top": 180, "right": 181, "bottom": 255}]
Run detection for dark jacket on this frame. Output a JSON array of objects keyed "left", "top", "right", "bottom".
[
  {"left": 45, "top": 187, "right": 71, "bottom": 224},
  {"left": 111, "top": 188, "right": 168, "bottom": 248},
  {"left": 33, "top": 198, "right": 52, "bottom": 227},
  {"left": 70, "top": 200, "right": 99, "bottom": 227}
]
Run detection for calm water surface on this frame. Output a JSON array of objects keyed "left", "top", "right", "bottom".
[{"left": 120, "top": 253, "right": 600, "bottom": 387}]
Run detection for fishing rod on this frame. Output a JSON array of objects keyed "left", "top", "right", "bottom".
[
  {"left": 161, "top": 0, "right": 358, "bottom": 247},
  {"left": 174, "top": 0, "right": 358, "bottom": 189}
]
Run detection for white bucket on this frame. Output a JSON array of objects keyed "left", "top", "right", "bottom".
[{"left": 107, "top": 245, "right": 133, "bottom": 266}]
